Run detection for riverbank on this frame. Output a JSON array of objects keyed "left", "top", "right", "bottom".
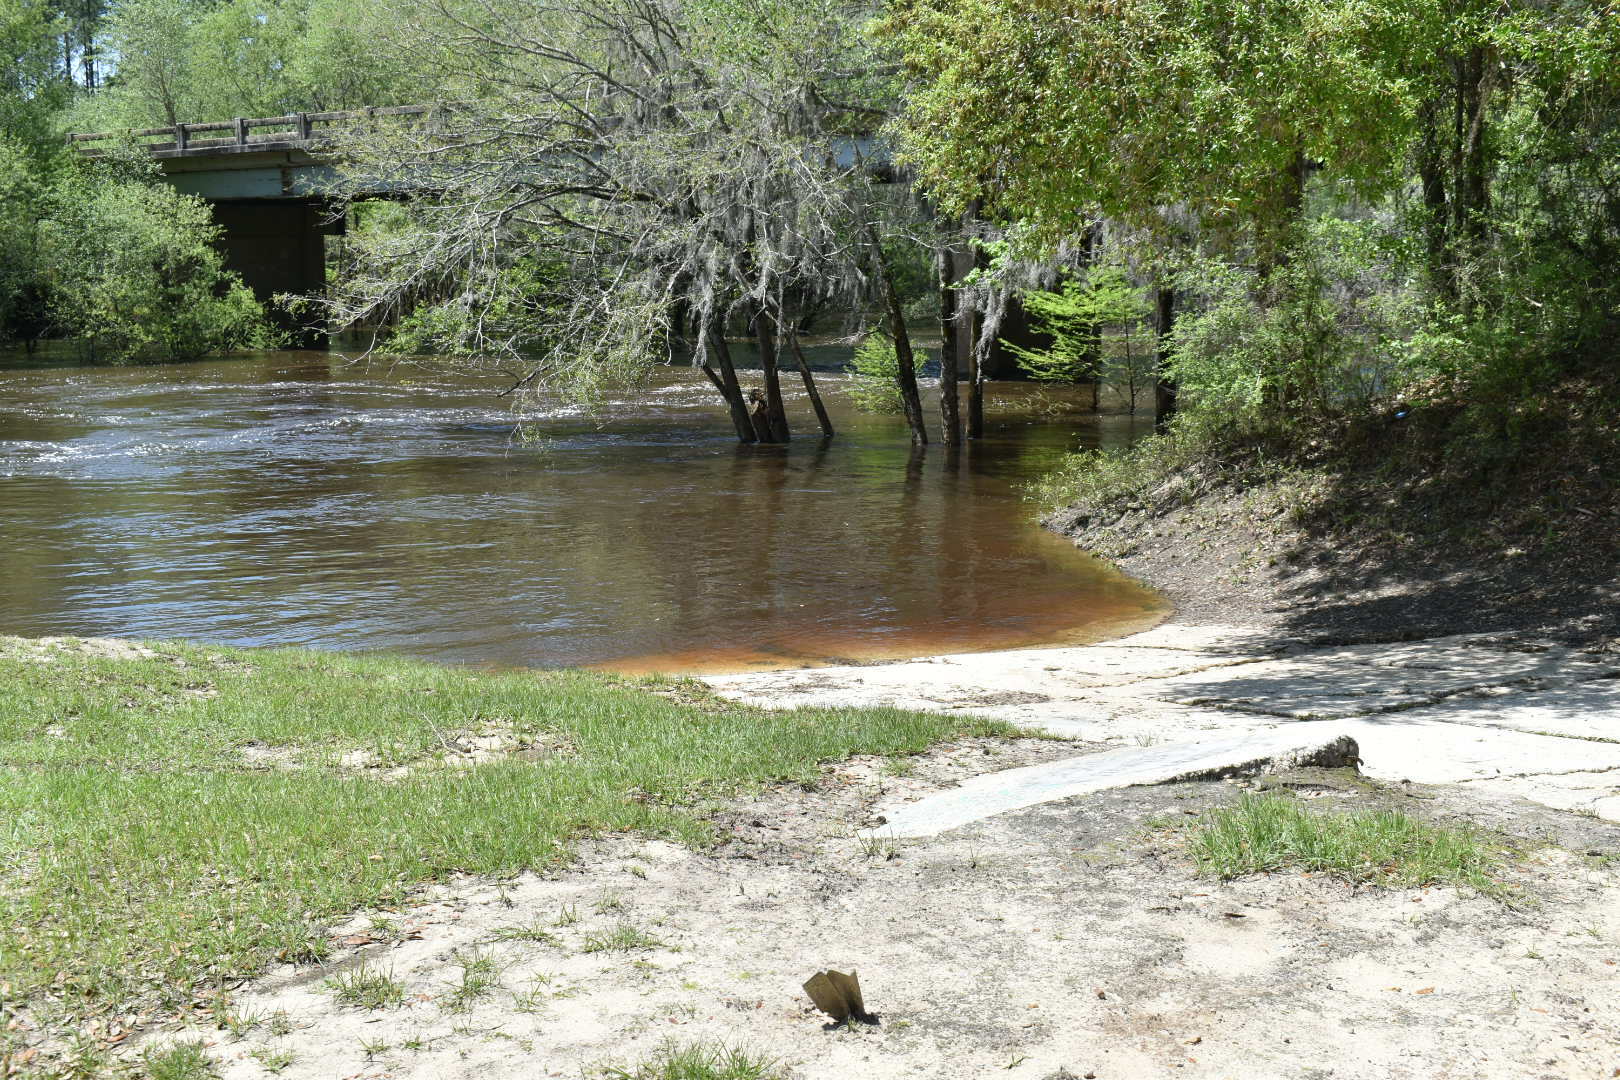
[
  {"left": 7, "top": 624, "right": 1620, "bottom": 1078},
  {"left": 0, "top": 636, "right": 1006, "bottom": 1076},
  {"left": 1044, "top": 471, "right": 1620, "bottom": 647},
  {"left": 1036, "top": 375, "right": 1620, "bottom": 648},
  {"left": 9, "top": 477, "right": 1620, "bottom": 1079}
]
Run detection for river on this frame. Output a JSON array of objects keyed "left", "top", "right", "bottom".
[{"left": 0, "top": 351, "right": 1164, "bottom": 673}]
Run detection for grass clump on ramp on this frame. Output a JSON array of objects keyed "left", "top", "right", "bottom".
[
  {"left": 1189, "top": 793, "right": 1511, "bottom": 893},
  {"left": 0, "top": 636, "right": 1009, "bottom": 1057},
  {"left": 601, "top": 1039, "right": 782, "bottom": 1080}
]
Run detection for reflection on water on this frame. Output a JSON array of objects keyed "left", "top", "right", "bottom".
[{"left": 0, "top": 352, "right": 1165, "bottom": 673}]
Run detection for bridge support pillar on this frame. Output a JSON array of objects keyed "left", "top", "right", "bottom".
[{"left": 209, "top": 200, "right": 338, "bottom": 349}]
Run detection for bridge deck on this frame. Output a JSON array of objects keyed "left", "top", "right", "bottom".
[{"left": 67, "top": 105, "right": 435, "bottom": 159}]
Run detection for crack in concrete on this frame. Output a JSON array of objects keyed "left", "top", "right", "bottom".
[{"left": 1456, "top": 763, "right": 1620, "bottom": 784}]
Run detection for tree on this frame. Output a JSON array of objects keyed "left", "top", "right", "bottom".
[
  {"left": 886, "top": 0, "right": 1620, "bottom": 434},
  {"left": 319, "top": 0, "right": 931, "bottom": 444},
  {"left": 0, "top": 138, "right": 48, "bottom": 348},
  {"left": 0, "top": 0, "right": 71, "bottom": 147},
  {"left": 40, "top": 157, "right": 272, "bottom": 361},
  {"left": 886, "top": 0, "right": 1432, "bottom": 252},
  {"left": 1007, "top": 265, "right": 1147, "bottom": 390},
  {"left": 79, "top": 0, "right": 415, "bottom": 132}
]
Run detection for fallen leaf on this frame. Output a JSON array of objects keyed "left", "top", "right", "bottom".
[{"left": 1414, "top": 987, "right": 1435, "bottom": 995}]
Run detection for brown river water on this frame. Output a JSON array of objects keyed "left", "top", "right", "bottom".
[{"left": 0, "top": 351, "right": 1165, "bottom": 673}]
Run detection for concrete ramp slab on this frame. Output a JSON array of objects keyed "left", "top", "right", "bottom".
[
  {"left": 1385, "top": 678, "right": 1620, "bottom": 742},
  {"left": 867, "top": 726, "right": 1360, "bottom": 839}
]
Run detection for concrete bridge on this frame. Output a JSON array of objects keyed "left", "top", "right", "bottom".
[
  {"left": 68, "top": 111, "right": 1029, "bottom": 375},
  {"left": 70, "top": 107, "right": 436, "bottom": 346}
]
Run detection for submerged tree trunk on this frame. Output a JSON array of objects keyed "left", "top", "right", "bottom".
[
  {"left": 867, "top": 222, "right": 928, "bottom": 445},
  {"left": 788, "top": 329, "right": 834, "bottom": 439},
  {"left": 747, "top": 389, "right": 773, "bottom": 442},
  {"left": 1153, "top": 286, "right": 1178, "bottom": 433},
  {"left": 966, "top": 227, "right": 990, "bottom": 439},
  {"left": 936, "top": 245, "right": 962, "bottom": 445},
  {"left": 708, "top": 325, "right": 757, "bottom": 444},
  {"left": 753, "top": 306, "right": 790, "bottom": 443}
]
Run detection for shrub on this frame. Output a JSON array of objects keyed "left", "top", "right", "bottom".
[
  {"left": 39, "top": 157, "right": 273, "bottom": 362},
  {"left": 846, "top": 332, "right": 903, "bottom": 413}
]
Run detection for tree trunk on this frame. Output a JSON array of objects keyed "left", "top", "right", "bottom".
[
  {"left": 753, "top": 305, "right": 789, "bottom": 443},
  {"left": 867, "top": 222, "right": 928, "bottom": 445},
  {"left": 1153, "top": 286, "right": 1178, "bottom": 433},
  {"left": 1453, "top": 46, "right": 1492, "bottom": 312},
  {"left": 1417, "top": 99, "right": 1454, "bottom": 301},
  {"left": 1081, "top": 224, "right": 1102, "bottom": 412},
  {"left": 936, "top": 245, "right": 962, "bottom": 445},
  {"left": 709, "top": 326, "right": 756, "bottom": 443},
  {"left": 747, "top": 390, "right": 774, "bottom": 443},
  {"left": 966, "top": 230, "right": 990, "bottom": 439},
  {"left": 788, "top": 329, "right": 834, "bottom": 438}
]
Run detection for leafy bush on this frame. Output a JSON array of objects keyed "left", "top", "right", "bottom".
[
  {"left": 1166, "top": 217, "right": 1422, "bottom": 430},
  {"left": 846, "top": 332, "right": 903, "bottom": 413},
  {"left": 39, "top": 159, "right": 273, "bottom": 362},
  {"left": 1008, "top": 264, "right": 1147, "bottom": 383}
]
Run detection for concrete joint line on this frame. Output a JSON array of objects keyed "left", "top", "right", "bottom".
[{"left": 1456, "top": 763, "right": 1620, "bottom": 784}]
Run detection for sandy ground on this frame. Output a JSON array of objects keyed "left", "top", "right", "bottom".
[
  {"left": 141, "top": 737, "right": 1620, "bottom": 1080},
  {"left": 105, "top": 609, "right": 1620, "bottom": 1078}
]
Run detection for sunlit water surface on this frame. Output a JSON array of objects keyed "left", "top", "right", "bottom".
[{"left": 0, "top": 352, "right": 1165, "bottom": 672}]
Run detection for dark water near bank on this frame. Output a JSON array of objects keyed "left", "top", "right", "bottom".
[{"left": 0, "top": 352, "right": 1164, "bottom": 672}]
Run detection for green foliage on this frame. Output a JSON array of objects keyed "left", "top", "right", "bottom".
[
  {"left": 887, "top": 0, "right": 1434, "bottom": 246},
  {"left": 142, "top": 1040, "right": 215, "bottom": 1080},
  {"left": 38, "top": 158, "right": 272, "bottom": 361},
  {"left": 892, "top": 0, "right": 1620, "bottom": 492},
  {"left": 385, "top": 252, "right": 567, "bottom": 362},
  {"left": 0, "top": 138, "right": 47, "bottom": 347},
  {"left": 846, "top": 332, "right": 903, "bottom": 413},
  {"left": 1008, "top": 265, "right": 1147, "bottom": 383},
  {"left": 1189, "top": 793, "right": 1511, "bottom": 894},
  {"left": 75, "top": 0, "right": 416, "bottom": 132},
  {"left": 1026, "top": 425, "right": 1227, "bottom": 518},
  {"left": 0, "top": 0, "right": 71, "bottom": 148}
]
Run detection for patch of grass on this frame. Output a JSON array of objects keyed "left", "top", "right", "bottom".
[
  {"left": 601, "top": 1040, "right": 783, "bottom": 1080},
  {"left": 1188, "top": 793, "right": 1512, "bottom": 892},
  {"left": 486, "top": 920, "right": 559, "bottom": 946},
  {"left": 582, "top": 921, "right": 665, "bottom": 954},
  {"left": 441, "top": 949, "right": 503, "bottom": 1012},
  {"left": 248, "top": 1048, "right": 293, "bottom": 1074},
  {"left": 142, "top": 1040, "right": 214, "bottom": 1080},
  {"left": 220, "top": 1007, "right": 266, "bottom": 1040},
  {"left": 0, "top": 638, "right": 1007, "bottom": 1065},
  {"left": 856, "top": 831, "right": 902, "bottom": 860},
  {"left": 325, "top": 964, "right": 405, "bottom": 1010}
]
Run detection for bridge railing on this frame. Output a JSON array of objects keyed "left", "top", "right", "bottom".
[{"left": 68, "top": 105, "right": 439, "bottom": 158}]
